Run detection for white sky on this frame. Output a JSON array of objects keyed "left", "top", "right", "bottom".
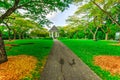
[{"left": 46, "top": 4, "right": 78, "bottom": 27}]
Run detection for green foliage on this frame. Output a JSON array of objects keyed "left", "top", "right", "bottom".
[
  {"left": 59, "top": 22, "right": 119, "bottom": 40},
  {"left": 59, "top": 25, "right": 86, "bottom": 39},
  {"left": 66, "top": 0, "right": 120, "bottom": 41},
  {"left": 61, "top": 39, "right": 120, "bottom": 79},
  {"left": 66, "top": 16, "right": 82, "bottom": 27},
  {"left": 73, "top": 31, "right": 85, "bottom": 39},
  {"left": 5, "top": 39, "right": 53, "bottom": 79},
  {"left": 30, "top": 28, "right": 49, "bottom": 38},
  {"left": 0, "top": 0, "right": 72, "bottom": 25},
  {"left": 96, "top": 30, "right": 105, "bottom": 40},
  {"left": 0, "top": 0, "right": 12, "bottom": 8},
  {"left": 1, "top": 13, "right": 44, "bottom": 40}
]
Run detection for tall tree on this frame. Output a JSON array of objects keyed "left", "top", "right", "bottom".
[
  {"left": 74, "top": 0, "right": 117, "bottom": 40},
  {"left": 0, "top": 0, "right": 72, "bottom": 63},
  {"left": 74, "top": 0, "right": 120, "bottom": 27}
]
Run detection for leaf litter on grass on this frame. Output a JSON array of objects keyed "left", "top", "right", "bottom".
[
  {"left": 0, "top": 55, "right": 37, "bottom": 80},
  {"left": 110, "top": 43, "right": 120, "bottom": 46},
  {"left": 94, "top": 55, "right": 120, "bottom": 75}
]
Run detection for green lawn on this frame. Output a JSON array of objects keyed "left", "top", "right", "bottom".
[
  {"left": 61, "top": 39, "right": 120, "bottom": 80},
  {"left": 5, "top": 39, "right": 53, "bottom": 79}
]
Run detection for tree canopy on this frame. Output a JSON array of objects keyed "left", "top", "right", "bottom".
[{"left": 0, "top": 0, "right": 72, "bottom": 25}]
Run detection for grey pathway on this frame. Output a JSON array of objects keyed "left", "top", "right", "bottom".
[{"left": 40, "top": 39, "right": 101, "bottom": 80}]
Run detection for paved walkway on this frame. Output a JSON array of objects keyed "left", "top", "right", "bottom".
[{"left": 40, "top": 40, "right": 101, "bottom": 80}]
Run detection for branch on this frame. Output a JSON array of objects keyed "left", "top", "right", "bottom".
[
  {"left": 94, "top": 27, "right": 99, "bottom": 35},
  {"left": 93, "top": 16, "right": 98, "bottom": 27},
  {"left": 0, "top": 0, "right": 20, "bottom": 22},
  {"left": 100, "top": 27, "right": 105, "bottom": 33},
  {"left": 2, "top": 21, "right": 11, "bottom": 30},
  {"left": 87, "top": 27, "right": 94, "bottom": 35},
  {"left": 92, "top": 1, "right": 120, "bottom": 27}
]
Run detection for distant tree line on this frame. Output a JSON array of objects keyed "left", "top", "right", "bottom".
[
  {"left": 58, "top": 23, "right": 118, "bottom": 40},
  {"left": 0, "top": 14, "right": 49, "bottom": 40}
]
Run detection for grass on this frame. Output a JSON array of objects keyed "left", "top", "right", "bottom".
[
  {"left": 5, "top": 39, "right": 53, "bottom": 79},
  {"left": 61, "top": 39, "right": 120, "bottom": 80}
]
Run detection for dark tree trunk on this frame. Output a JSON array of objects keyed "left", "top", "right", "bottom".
[
  {"left": 8, "top": 30, "right": 11, "bottom": 41},
  {"left": 0, "top": 0, "right": 20, "bottom": 22},
  {"left": 14, "top": 33, "right": 16, "bottom": 40},
  {"left": 19, "top": 34, "right": 22, "bottom": 39},
  {"left": 13, "top": 30, "right": 16, "bottom": 40},
  {"left": 25, "top": 34, "right": 29, "bottom": 39},
  {"left": 0, "top": 0, "right": 20, "bottom": 64},
  {"left": 0, "top": 32, "right": 8, "bottom": 64},
  {"left": 22, "top": 33, "right": 25, "bottom": 39},
  {"left": 3, "top": 22, "right": 11, "bottom": 41}
]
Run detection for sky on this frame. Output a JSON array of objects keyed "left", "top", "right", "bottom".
[
  {"left": 17, "top": 4, "right": 78, "bottom": 29},
  {"left": 46, "top": 4, "right": 78, "bottom": 27}
]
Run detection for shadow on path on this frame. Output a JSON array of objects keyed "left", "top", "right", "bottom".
[{"left": 40, "top": 39, "right": 101, "bottom": 80}]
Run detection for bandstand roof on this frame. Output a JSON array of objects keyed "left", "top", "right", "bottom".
[{"left": 49, "top": 25, "right": 58, "bottom": 32}]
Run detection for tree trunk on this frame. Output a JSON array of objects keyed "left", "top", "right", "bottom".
[
  {"left": 0, "top": 0, "right": 20, "bottom": 22},
  {"left": 93, "top": 34, "right": 96, "bottom": 40},
  {"left": 92, "top": 27, "right": 98, "bottom": 41},
  {"left": 85, "top": 35, "right": 87, "bottom": 39},
  {"left": 105, "top": 32, "right": 108, "bottom": 40},
  {"left": 14, "top": 33, "right": 16, "bottom": 40},
  {"left": 13, "top": 30, "right": 16, "bottom": 40},
  {"left": 3, "top": 22, "right": 11, "bottom": 41},
  {"left": 19, "top": 34, "right": 21, "bottom": 39},
  {"left": 22, "top": 33, "right": 24, "bottom": 39},
  {"left": 0, "top": 32, "right": 8, "bottom": 64},
  {"left": 25, "top": 34, "right": 27, "bottom": 39},
  {"left": 0, "top": 0, "right": 20, "bottom": 63},
  {"left": 8, "top": 30, "right": 11, "bottom": 41}
]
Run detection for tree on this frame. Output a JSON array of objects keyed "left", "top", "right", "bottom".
[
  {"left": 91, "top": 0, "right": 120, "bottom": 27},
  {"left": 0, "top": 0, "right": 72, "bottom": 63},
  {"left": 30, "top": 28, "right": 49, "bottom": 38},
  {"left": 12, "top": 17, "right": 37, "bottom": 39},
  {"left": 0, "top": 30, "right": 7, "bottom": 63},
  {"left": 73, "top": 0, "right": 120, "bottom": 40},
  {"left": 74, "top": 0, "right": 120, "bottom": 27},
  {"left": 66, "top": 15, "right": 82, "bottom": 27}
]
